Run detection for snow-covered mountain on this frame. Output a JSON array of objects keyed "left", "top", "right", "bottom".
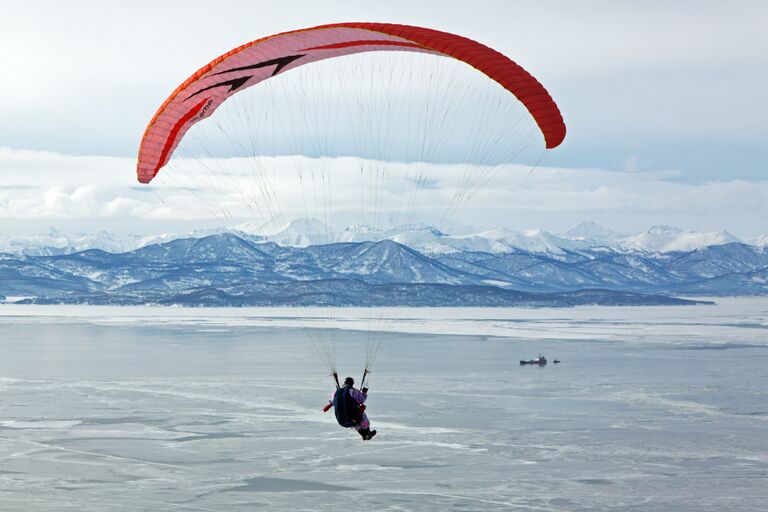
[
  {"left": 2, "top": 221, "right": 767, "bottom": 306},
  {"left": 240, "top": 218, "right": 333, "bottom": 247},
  {"left": 0, "top": 227, "right": 140, "bottom": 256},
  {"left": 620, "top": 225, "right": 742, "bottom": 253},
  {"left": 1, "top": 220, "right": 763, "bottom": 257},
  {"left": 561, "top": 221, "right": 626, "bottom": 246},
  {"left": 336, "top": 223, "right": 385, "bottom": 244},
  {"left": 1, "top": 232, "right": 730, "bottom": 306}
]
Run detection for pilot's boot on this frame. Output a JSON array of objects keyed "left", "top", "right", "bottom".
[{"left": 358, "top": 428, "right": 370, "bottom": 440}]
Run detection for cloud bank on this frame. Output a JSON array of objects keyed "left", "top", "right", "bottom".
[{"left": 1, "top": 147, "right": 765, "bottom": 238}]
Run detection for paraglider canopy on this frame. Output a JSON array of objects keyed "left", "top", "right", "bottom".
[{"left": 137, "top": 22, "right": 566, "bottom": 184}]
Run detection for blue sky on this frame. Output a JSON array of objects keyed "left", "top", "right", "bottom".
[{"left": 0, "top": 1, "right": 766, "bottom": 236}]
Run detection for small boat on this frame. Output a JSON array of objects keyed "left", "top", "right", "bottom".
[{"left": 520, "top": 354, "right": 547, "bottom": 365}]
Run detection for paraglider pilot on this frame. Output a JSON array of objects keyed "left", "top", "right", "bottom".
[{"left": 323, "top": 377, "right": 377, "bottom": 440}]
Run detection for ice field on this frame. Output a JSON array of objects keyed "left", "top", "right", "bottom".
[{"left": 1, "top": 298, "right": 767, "bottom": 511}]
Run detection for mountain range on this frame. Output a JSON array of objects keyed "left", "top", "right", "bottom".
[
  {"left": 1, "top": 220, "right": 765, "bottom": 307},
  {"left": 2, "top": 220, "right": 763, "bottom": 257}
]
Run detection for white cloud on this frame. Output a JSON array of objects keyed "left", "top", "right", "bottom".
[{"left": 1, "top": 147, "right": 766, "bottom": 238}]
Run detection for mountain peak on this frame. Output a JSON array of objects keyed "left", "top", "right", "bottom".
[
  {"left": 563, "top": 221, "right": 623, "bottom": 242},
  {"left": 262, "top": 217, "right": 334, "bottom": 247},
  {"left": 623, "top": 226, "right": 743, "bottom": 252}
]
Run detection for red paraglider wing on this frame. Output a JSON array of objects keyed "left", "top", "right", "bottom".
[{"left": 137, "top": 22, "right": 566, "bottom": 184}]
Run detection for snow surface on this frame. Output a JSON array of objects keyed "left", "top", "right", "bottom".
[
  {"left": 1, "top": 297, "right": 766, "bottom": 344},
  {"left": 1, "top": 299, "right": 767, "bottom": 511}
]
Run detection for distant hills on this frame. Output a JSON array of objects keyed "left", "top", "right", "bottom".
[
  {"left": 1, "top": 220, "right": 765, "bottom": 307},
  {"left": 2, "top": 220, "right": 764, "bottom": 257}
]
